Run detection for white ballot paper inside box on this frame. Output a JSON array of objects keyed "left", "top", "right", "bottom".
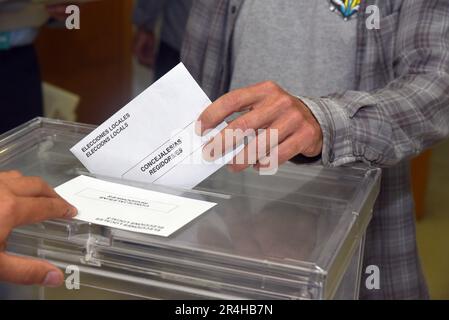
[
  {"left": 70, "top": 63, "right": 241, "bottom": 189},
  {"left": 56, "top": 175, "right": 217, "bottom": 237}
]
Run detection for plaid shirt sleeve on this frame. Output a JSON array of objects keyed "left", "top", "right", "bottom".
[{"left": 302, "top": 0, "right": 449, "bottom": 168}]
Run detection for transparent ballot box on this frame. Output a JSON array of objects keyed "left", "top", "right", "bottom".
[{"left": 0, "top": 118, "right": 380, "bottom": 300}]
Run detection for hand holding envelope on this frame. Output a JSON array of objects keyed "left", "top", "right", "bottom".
[
  {"left": 61, "top": 63, "right": 243, "bottom": 236},
  {"left": 71, "top": 63, "right": 242, "bottom": 190}
]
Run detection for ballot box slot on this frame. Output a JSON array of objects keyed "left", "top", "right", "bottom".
[
  {"left": 208, "top": 162, "right": 366, "bottom": 186},
  {"left": 199, "top": 168, "right": 355, "bottom": 210},
  {"left": 201, "top": 171, "right": 361, "bottom": 205},
  {"left": 72, "top": 168, "right": 352, "bottom": 210},
  {"left": 71, "top": 169, "right": 235, "bottom": 201},
  {"left": 200, "top": 180, "right": 357, "bottom": 205},
  {"left": 224, "top": 193, "right": 349, "bottom": 212}
]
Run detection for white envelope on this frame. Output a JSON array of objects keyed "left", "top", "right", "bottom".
[
  {"left": 71, "top": 63, "right": 241, "bottom": 189},
  {"left": 56, "top": 175, "right": 217, "bottom": 237}
]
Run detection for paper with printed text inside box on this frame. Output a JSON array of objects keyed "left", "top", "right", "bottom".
[
  {"left": 70, "top": 63, "right": 242, "bottom": 189},
  {"left": 55, "top": 175, "right": 217, "bottom": 236}
]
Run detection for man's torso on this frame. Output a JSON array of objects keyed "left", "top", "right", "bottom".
[
  {"left": 181, "top": 0, "right": 429, "bottom": 299},
  {"left": 230, "top": 0, "right": 358, "bottom": 97}
]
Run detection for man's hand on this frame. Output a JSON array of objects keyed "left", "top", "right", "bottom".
[
  {"left": 133, "top": 28, "right": 157, "bottom": 68},
  {"left": 197, "top": 81, "right": 323, "bottom": 172},
  {"left": 0, "top": 171, "right": 77, "bottom": 287}
]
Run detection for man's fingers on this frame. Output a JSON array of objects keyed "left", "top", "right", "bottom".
[
  {"left": 203, "top": 94, "right": 295, "bottom": 160},
  {"left": 0, "top": 253, "right": 64, "bottom": 287},
  {"left": 206, "top": 110, "right": 299, "bottom": 166},
  {"left": 227, "top": 126, "right": 281, "bottom": 173},
  {"left": 0, "top": 170, "right": 23, "bottom": 180},
  {"left": 248, "top": 129, "right": 311, "bottom": 172},
  {"left": 6, "top": 197, "right": 77, "bottom": 229},
  {"left": 1, "top": 177, "right": 60, "bottom": 198},
  {"left": 261, "top": 131, "right": 305, "bottom": 167},
  {"left": 202, "top": 108, "right": 269, "bottom": 161},
  {"left": 197, "top": 82, "right": 273, "bottom": 135}
]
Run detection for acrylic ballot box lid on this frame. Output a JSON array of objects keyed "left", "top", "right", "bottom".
[{"left": 0, "top": 118, "right": 380, "bottom": 300}]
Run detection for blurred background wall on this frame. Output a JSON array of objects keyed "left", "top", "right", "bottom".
[{"left": 35, "top": 0, "right": 134, "bottom": 125}]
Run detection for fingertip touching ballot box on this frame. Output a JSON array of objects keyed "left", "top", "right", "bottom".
[{"left": 0, "top": 118, "right": 380, "bottom": 300}]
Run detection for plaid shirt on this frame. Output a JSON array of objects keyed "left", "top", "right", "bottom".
[{"left": 181, "top": 0, "right": 449, "bottom": 299}]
